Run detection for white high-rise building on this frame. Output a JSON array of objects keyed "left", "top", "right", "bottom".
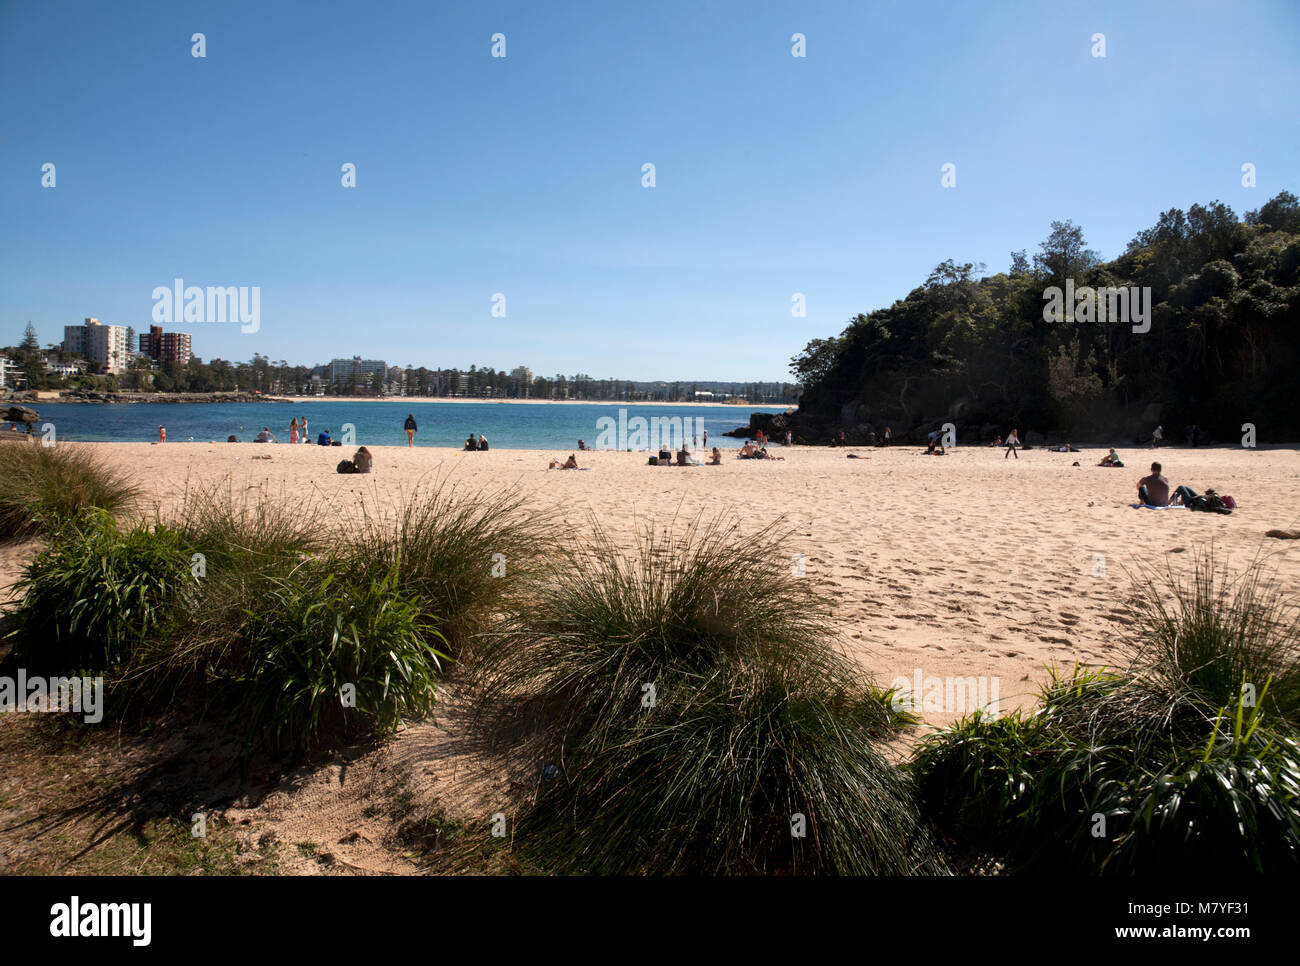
[{"left": 62, "top": 318, "right": 129, "bottom": 374}]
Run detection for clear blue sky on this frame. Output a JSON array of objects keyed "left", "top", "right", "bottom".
[{"left": 2, "top": 0, "right": 1296, "bottom": 381}]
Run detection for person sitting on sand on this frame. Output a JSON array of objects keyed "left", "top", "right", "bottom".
[
  {"left": 465, "top": 434, "right": 476, "bottom": 451},
  {"left": 578, "top": 439, "right": 587, "bottom": 450},
  {"left": 676, "top": 445, "right": 694, "bottom": 466},
  {"left": 353, "top": 446, "right": 373, "bottom": 473},
  {"left": 1137, "top": 462, "right": 1171, "bottom": 506},
  {"left": 562, "top": 454, "right": 578, "bottom": 469},
  {"left": 254, "top": 427, "right": 278, "bottom": 443},
  {"left": 738, "top": 441, "right": 757, "bottom": 458},
  {"left": 1099, "top": 448, "right": 1123, "bottom": 467},
  {"left": 478, "top": 434, "right": 489, "bottom": 451},
  {"left": 318, "top": 428, "right": 332, "bottom": 446},
  {"left": 708, "top": 447, "right": 722, "bottom": 465}
]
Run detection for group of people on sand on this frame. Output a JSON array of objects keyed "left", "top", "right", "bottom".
[
  {"left": 738, "top": 439, "right": 783, "bottom": 460},
  {"left": 286, "top": 416, "right": 313, "bottom": 444},
  {"left": 1134, "top": 461, "right": 1234, "bottom": 512},
  {"left": 464, "top": 433, "right": 489, "bottom": 451}
]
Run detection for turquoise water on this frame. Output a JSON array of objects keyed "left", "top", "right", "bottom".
[{"left": 19, "top": 401, "right": 786, "bottom": 450}]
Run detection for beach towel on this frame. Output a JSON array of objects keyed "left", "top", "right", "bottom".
[{"left": 1131, "top": 503, "right": 1188, "bottom": 510}]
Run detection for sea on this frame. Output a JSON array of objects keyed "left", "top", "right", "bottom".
[{"left": 17, "top": 401, "right": 788, "bottom": 450}]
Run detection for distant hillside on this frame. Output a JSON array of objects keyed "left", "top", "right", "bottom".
[{"left": 786, "top": 191, "right": 1300, "bottom": 446}]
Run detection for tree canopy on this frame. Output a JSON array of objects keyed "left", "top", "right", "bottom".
[{"left": 790, "top": 191, "right": 1300, "bottom": 444}]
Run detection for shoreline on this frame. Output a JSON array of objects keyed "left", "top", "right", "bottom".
[{"left": 11, "top": 392, "right": 791, "bottom": 410}]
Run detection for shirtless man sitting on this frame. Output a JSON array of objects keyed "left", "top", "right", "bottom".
[{"left": 1137, "top": 462, "right": 1171, "bottom": 506}]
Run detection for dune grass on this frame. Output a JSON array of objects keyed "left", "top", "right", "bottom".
[
  {"left": 473, "top": 515, "right": 949, "bottom": 875},
  {"left": 912, "top": 550, "right": 1300, "bottom": 874},
  {"left": 9, "top": 479, "right": 530, "bottom": 759},
  {"left": 338, "top": 482, "right": 556, "bottom": 657},
  {"left": 0, "top": 441, "right": 138, "bottom": 540}
]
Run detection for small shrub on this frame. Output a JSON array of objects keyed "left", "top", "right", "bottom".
[
  {"left": 912, "top": 551, "right": 1300, "bottom": 874},
  {"left": 222, "top": 565, "right": 448, "bottom": 757},
  {"left": 6, "top": 508, "right": 193, "bottom": 673}
]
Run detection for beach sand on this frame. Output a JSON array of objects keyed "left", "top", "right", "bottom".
[
  {"left": 6, "top": 440, "right": 1297, "bottom": 715},
  {"left": 3, "top": 441, "right": 1298, "bottom": 872}
]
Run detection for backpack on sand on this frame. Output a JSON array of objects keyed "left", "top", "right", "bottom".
[{"left": 337, "top": 459, "right": 357, "bottom": 474}]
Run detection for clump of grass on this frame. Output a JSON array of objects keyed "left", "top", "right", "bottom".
[
  {"left": 912, "top": 550, "right": 1300, "bottom": 874},
  {"left": 220, "top": 565, "right": 448, "bottom": 758},
  {"left": 165, "top": 480, "right": 327, "bottom": 576},
  {"left": 473, "top": 515, "right": 948, "bottom": 875},
  {"left": 5, "top": 508, "right": 195, "bottom": 674},
  {"left": 0, "top": 442, "right": 138, "bottom": 540},
  {"left": 1125, "top": 548, "right": 1300, "bottom": 727},
  {"left": 118, "top": 484, "right": 328, "bottom": 709},
  {"left": 342, "top": 483, "right": 556, "bottom": 656},
  {"left": 118, "top": 486, "right": 455, "bottom": 757}
]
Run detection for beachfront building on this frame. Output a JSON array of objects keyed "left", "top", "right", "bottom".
[
  {"left": 328, "top": 356, "right": 387, "bottom": 393},
  {"left": 42, "top": 357, "right": 87, "bottom": 379},
  {"left": 138, "top": 325, "right": 193, "bottom": 366},
  {"left": 62, "top": 318, "right": 129, "bottom": 374},
  {"left": 386, "top": 366, "right": 405, "bottom": 396},
  {"left": 0, "top": 355, "right": 20, "bottom": 389}
]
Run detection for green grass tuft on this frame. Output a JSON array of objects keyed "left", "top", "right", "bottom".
[{"left": 0, "top": 442, "right": 138, "bottom": 540}]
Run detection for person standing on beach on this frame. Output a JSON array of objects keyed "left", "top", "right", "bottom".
[
  {"left": 1004, "top": 428, "right": 1020, "bottom": 459},
  {"left": 289, "top": 417, "right": 299, "bottom": 445},
  {"left": 300, "top": 416, "right": 308, "bottom": 444},
  {"left": 404, "top": 413, "right": 417, "bottom": 447},
  {"left": 158, "top": 425, "right": 166, "bottom": 443},
  {"left": 1151, "top": 424, "right": 1163, "bottom": 448}
]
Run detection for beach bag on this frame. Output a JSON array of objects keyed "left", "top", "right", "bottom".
[
  {"left": 336, "top": 459, "right": 357, "bottom": 474},
  {"left": 1222, "top": 495, "right": 1236, "bottom": 509},
  {"left": 648, "top": 457, "right": 659, "bottom": 466}
]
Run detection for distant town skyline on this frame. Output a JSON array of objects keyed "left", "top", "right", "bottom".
[{"left": 3, "top": 1, "right": 1297, "bottom": 381}]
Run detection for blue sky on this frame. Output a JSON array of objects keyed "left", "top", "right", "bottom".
[{"left": 1, "top": 0, "right": 1296, "bottom": 381}]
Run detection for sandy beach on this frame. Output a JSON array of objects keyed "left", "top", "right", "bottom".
[{"left": 5, "top": 440, "right": 1295, "bottom": 725}]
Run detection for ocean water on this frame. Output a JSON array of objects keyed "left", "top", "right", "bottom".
[{"left": 16, "top": 401, "right": 787, "bottom": 450}]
